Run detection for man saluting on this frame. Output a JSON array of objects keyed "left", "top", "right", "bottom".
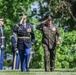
[
  {"left": 36, "top": 14, "right": 61, "bottom": 72},
  {"left": 13, "top": 14, "right": 35, "bottom": 72}
]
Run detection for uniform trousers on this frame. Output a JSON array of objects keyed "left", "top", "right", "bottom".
[
  {"left": 12, "top": 52, "right": 19, "bottom": 69},
  {"left": 43, "top": 44, "right": 56, "bottom": 72},
  {"left": 0, "top": 49, "right": 4, "bottom": 70},
  {"left": 19, "top": 47, "right": 31, "bottom": 72}
]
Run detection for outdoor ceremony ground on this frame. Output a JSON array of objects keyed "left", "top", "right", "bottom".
[{"left": 0, "top": 69, "right": 76, "bottom": 75}]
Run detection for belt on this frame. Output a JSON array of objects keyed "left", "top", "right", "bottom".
[
  {"left": 18, "top": 36, "right": 30, "bottom": 39},
  {"left": 0, "top": 36, "right": 5, "bottom": 38}
]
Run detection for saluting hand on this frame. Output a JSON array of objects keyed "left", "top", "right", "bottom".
[
  {"left": 41, "top": 19, "right": 48, "bottom": 24},
  {"left": 14, "top": 48, "right": 18, "bottom": 54},
  {"left": 20, "top": 18, "right": 24, "bottom": 24}
]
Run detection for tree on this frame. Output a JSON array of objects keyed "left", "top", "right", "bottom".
[{"left": 31, "top": 0, "right": 76, "bottom": 31}]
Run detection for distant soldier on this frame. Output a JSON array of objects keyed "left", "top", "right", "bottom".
[
  {"left": 11, "top": 32, "right": 19, "bottom": 69},
  {"left": 13, "top": 14, "right": 35, "bottom": 72},
  {"left": 36, "top": 14, "right": 61, "bottom": 72},
  {"left": 0, "top": 17, "right": 6, "bottom": 70}
]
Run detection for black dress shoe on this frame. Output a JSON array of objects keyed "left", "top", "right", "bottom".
[
  {"left": 26, "top": 68, "right": 30, "bottom": 72},
  {"left": 50, "top": 68, "right": 54, "bottom": 72},
  {"left": 45, "top": 70, "right": 50, "bottom": 72},
  {"left": 45, "top": 70, "right": 49, "bottom": 72}
]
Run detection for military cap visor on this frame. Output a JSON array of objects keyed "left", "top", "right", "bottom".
[{"left": 48, "top": 17, "right": 52, "bottom": 21}]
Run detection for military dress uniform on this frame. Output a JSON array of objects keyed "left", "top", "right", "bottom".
[
  {"left": 0, "top": 18, "right": 5, "bottom": 70},
  {"left": 36, "top": 21, "right": 61, "bottom": 72},
  {"left": 13, "top": 23, "right": 35, "bottom": 72},
  {"left": 11, "top": 33, "right": 19, "bottom": 69}
]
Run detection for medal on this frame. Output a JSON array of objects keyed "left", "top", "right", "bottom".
[{"left": 27, "top": 27, "right": 31, "bottom": 32}]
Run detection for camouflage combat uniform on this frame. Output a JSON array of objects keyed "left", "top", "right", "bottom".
[{"left": 36, "top": 23, "right": 61, "bottom": 72}]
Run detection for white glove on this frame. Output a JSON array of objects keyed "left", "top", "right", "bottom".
[
  {"left": 20, "top": 18, "right": 24, "bottom": 24},
  {"left": 14, "top": 48, "right": 18, "bottom": 54},
  {"left": 1, "top": 45, "right": 4, "bottom": 49},
  {"left": 15, "top": 50, "right": 18, "bottom": 54}
]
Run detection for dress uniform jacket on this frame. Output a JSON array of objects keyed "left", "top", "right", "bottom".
[
  {"left": 13, "top": 23, "right": 35, "bottom": 50},
  {"left": 0, "top": 25, "right": 6, "bottom": 49},
  {"left": 36, "top": 23, "right": 61, "bottom": 49}
]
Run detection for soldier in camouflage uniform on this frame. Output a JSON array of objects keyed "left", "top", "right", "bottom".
[{"left": 36, "top": 16, "right": 61, "bottom": 72}]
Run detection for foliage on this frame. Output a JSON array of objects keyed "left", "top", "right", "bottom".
[
  {"left": 4, "top": 59, "right": 12, "bottom": 66},
  {"left": 56, "top": 30, "right": 76, "bottom": 68}
]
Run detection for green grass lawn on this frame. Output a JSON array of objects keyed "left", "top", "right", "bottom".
[{"left": 0, "top": 69, "right": 76, "bottom": 75}]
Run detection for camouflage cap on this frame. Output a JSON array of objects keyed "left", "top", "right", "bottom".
[{"left": 48, "top": 17, "right": 52, "bottom": 21}]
